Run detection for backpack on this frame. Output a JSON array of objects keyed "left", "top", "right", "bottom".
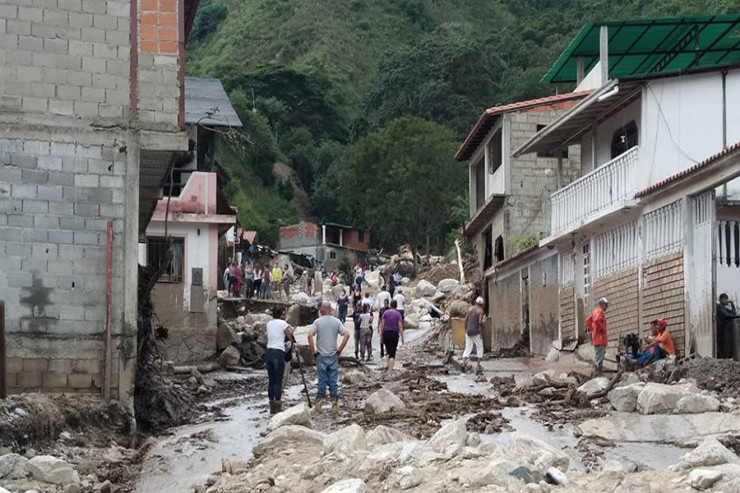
[{"left": 623, "top": 333, "right": 640, "bottom": 356}]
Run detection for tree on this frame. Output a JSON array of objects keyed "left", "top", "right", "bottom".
[{"left": 337, "top": 117, "right": 466, "bottom": 255}]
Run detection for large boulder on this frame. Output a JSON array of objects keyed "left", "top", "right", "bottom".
[
  {"left": 675, "top": 394, "right": 721, "bottom": 414},
  {"left": 607, "top": 383, "right": 644, "bottom": 412},
  {"left": 448, "top": 300, "right": 469, "bottom": 317},
  {"left": 508, "top": 432, "right": 570, "bottom": 472},
  {"left": 686, "top": 469, "right": 723, "bottom": 490},
  {"left": 671, "top": 437, "right": 740, "bottom": 470},
  {"left": 217, "top": 345, "right": 241, "bottom": 367},
  {"left": 636, "top": 383, "right": 698, "bottom": 414},
  {"left": 414, "top": 280, "right": 436, "bottom": 298},
  {"left": 324, "top": 424, "right": 367, "bottom": 454},
  {"left": 267, "top": 403, "right": 312, "bottom": 432},
  {"left": 0, "top": 453, "right": 28, "bottom": 480},
  {"left": 291, "top": 292, "right": 315, "bottom": 306},
  {"left": 216, "top": 323, "right": 238, "bottom": 351},
  {"left": 365, "top": 271, "right": 380, "bottom": 289},
  {"left": 578, "top": 377, "right": 610, "bottom": 397},
  {"left": 27, "top": 455, "right": 80, "bottom": 485},
  {"left": 367, "top": 425, "right": 412, "bottom": 448},
  {"left": 428, "top": 419, "right": 468, "bottom": 455},
  {"left": 396, "top": 465, "right": 423, "bottom": 489},
  {"left": 253, "top": 425, "right": 326, "bottom": 458},
  {"left": 286, "top": 304, "right": 302, "bottom": 327},
  {"left": 320, "top": 478, "right": 366, "bottom": 493},
  {"left": 437, "top": 279, "right": 460, "bottom": 294},
  {"left": 404, "top": 313, "right": 420, "bottom": 329},
  {"left": 365, "top": 389, "right": 406, "bottom": 414}
]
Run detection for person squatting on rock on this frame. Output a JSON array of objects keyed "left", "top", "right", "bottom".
[
  {"left": 586, "top": 297, "right": 609, "bottom": 376},
  {"left": 463, "top": 297, "right": 486, "bottom": 367},
  {"left": 358, "top": 304, "right": 374, "bottom": 361},
  {"left": 265, "top": 306, "right": 293, "bottom": 414},
  {"left": 618, "top": 318, "right": 675, "bottom": 369},
  {"left": 308, "top": 301, "right": 350, "bottom": 415},
  {"left": 380, "top": 299, "right": 404, "bottom": 373}
]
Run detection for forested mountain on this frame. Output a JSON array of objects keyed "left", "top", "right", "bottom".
[{"left": 186, "top": 0, "right": 740, "bottom": 250}]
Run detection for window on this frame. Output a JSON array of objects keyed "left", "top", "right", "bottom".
[
  {"left": 611, "top": 120, "right": 638, "bottom": 159},
  {"left": 147, "top": 236, "right": 184, "bottom": 282},
  {"left": 329, "top": 251, "right": 337, "bottom": 260},
  {"left": 494, "top": 235, "right": 504, "bottom": 263},
  {"left": 474, "top": 160, "right": 485, "bottom": 210},
  {"left": 488, "top": 129, "right": 503, "bottom": 174},
  {"left": 536, "top": 125, "right": 568, "bottom": 158},
  {"left": 358, "top": 230, "right": 365, "bottom": 242},
  {"left": 582, "top": 243, "right": 591, "bottom": 296},
  {"left": 483, "top": 228, "right": 493, "bottom": 270}
]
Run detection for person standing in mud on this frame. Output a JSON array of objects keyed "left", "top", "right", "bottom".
[
  {"left": 463, "top": 297, "right": 485, "bottom": 367},
  {"left": 308, "top": 301, "right": 350, "bottom": 415},
  {"left": 336, "top": 288, "right": 349, "bottom": 323},
  {"left": 379, "top": 299, "right": 404, "bottom": 374},
  {"left": 358, "top": 304, "right": 374, "bottom": 361},
  {"left": 586, "top": 297, "right": 609, "bottom": 376},
  {"left": 266, "top": 306, "right": 293, "bottom": 414},
  {"left": 378, "top": 298, "right": 390, "bottom": 357}
]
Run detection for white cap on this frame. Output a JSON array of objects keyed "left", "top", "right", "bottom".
[
  {"left": 599, "top": 297, "right": 609, "bottom": 305},
  {"left": 475, "top": 296, "right": 484, "bottom": 305}
]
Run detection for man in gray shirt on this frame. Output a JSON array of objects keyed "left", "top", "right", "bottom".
[{"left": 308, "top": 301, "right": 349, "bottom": 415}]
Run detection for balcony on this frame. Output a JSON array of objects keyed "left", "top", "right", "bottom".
[{"left": 551, "top": 147, "right": 638, "bottom": 236}]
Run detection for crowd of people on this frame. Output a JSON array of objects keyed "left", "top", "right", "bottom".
[{"left": 224, "top": 259, "right": 295, "bottom": 301}]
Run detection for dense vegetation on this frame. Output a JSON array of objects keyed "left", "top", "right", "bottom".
[{"left": 187, "top": 0, "right": 740, "bottom": 251}]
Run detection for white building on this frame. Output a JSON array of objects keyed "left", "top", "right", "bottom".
[{"left": 491, "top": 15, "right": 740, "bottom": 358}]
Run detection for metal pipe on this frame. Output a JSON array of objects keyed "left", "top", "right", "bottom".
[
  {"left": 0, "top": 300, "right": 5, "bottom": 399},
  {"left": 104, "top": 220, "right": 113, "bottom": 401}
]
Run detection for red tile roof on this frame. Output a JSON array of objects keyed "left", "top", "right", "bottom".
[
  {"left": 455, "top": 91, "right": 592, "bottom": 161},
  {"left": 634, "top": 141, "right": 740, "bottom": 198}
]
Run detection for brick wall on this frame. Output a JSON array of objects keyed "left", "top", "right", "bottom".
[
  {"left": 560, "top": 284, "right": 576, "bottom": 340},
  {"left": 279, "top": 222, "right": 321, "bottom": 249},
  {"left": 342, "top": 228, "right": 369, "bottom": 251},
  {"left": 0, "top": 0, "right": 131, "bottom": 120},
  {"left": 591, "top": 267, "right": 639, "bottom": 349},
  {"left": 137, "top": 0, "right": 182, "bottom": 128},
  {"left": 642, "top": 252, "right": 685, "bottom": 354},
  {"left": 1, "top": 135, "right": 129, "bottom": 395}
]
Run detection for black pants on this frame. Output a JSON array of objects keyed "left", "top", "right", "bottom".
[
  {"left": 266, "top": 348, "right": 285, "bottom": 401},
  {"left": 383, "top": 331, "right": 399, "bottom": 359}
]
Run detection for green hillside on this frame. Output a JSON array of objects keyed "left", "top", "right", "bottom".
[{"left": 187, "top": 0, "right": 740, "bottom": 251}]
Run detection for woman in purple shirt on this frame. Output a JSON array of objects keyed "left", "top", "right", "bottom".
[{"left": 379, "top": 299, "right": 404, "bottom": 373}]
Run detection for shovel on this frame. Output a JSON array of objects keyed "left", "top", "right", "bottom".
[{"left": 292, "top": 336, "right": 312, "bottom": 408}]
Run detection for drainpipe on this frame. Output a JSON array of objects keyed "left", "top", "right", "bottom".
[
  {"left": 722, "top": 70, "right": 728, "bottom": 199},
  {"left": 0, "top": 300, "right": 5, "bottom": 399},
  {"left": 104, "top": 220, "right": 113, "bottom": 402}
]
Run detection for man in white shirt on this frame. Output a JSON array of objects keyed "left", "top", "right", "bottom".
[
  {"left": 265, "top": 306, "right": 293, "bottom": 414},
  {"left": 376, "top": 288, "right": 391, "bottom": 313},
  {"left": 393, "top": 288, "right": 406, "bottom": 320}
]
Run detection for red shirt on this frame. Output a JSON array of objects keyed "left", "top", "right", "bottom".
[{"left": 586, "top": 306, "right": 608, "bottom": 347}]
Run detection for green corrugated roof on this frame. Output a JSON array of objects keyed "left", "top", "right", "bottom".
[{"left": 543, "top": 14, "right": 740, "bottom": 84}]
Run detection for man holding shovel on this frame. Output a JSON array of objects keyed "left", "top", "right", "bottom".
[{"left": 308, "top": 301, "right": 350, "bottom": 415}]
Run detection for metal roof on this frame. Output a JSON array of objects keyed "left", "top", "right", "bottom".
[
  {"left": 543, "top": 14, "right": 740, "bottom": 84},
  {"left": 185, "top": 77, "right": 243, "bottom": 128},
  {"left": 454, "top": 91, "right": 590, "bottom": 161},
  {"left": 513, "top": 79, "right": 644, "bottom": 157}
]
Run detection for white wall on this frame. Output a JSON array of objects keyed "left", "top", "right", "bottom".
[
  {"left": 145, "top": 222, "right": 215, "bottom": 312},
  {"left": 726, "top": 68, "right": 740, "bottom": 144},
  {"left": 595, "top": 99, "right": 641, "bottom": 167},
  {"left": 639, "top": 72, "right": 726, "bottom": 190}
]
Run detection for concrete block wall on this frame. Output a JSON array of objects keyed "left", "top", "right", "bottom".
[
  {"left": 642, "top": 252, "right": 685, "bottom": 354},
  {"left": 0, "top": 0, "right": 131, "bottom": 121},
  {"left": 506, "top": 111, "right": 582, "bottom": 256},
  {"left": 0, "top": 133, "right": 131, "bottom": 395},
  {"left": 279, "top": 222, "right": 321, "bottom": 249}
]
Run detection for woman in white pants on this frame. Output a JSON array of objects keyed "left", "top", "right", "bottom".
[{"left": 463, "top": 297, "right": 485, "bottom": 362}]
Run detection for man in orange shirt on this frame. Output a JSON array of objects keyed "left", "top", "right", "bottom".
[
  {"left": 620, "top": 318, "right": 674, "bottom": 368},
  {"left": 586, "top": 298, "right": 608, "bottom": 376}
]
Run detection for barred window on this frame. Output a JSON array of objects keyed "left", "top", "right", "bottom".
[{"left": 147, "top": 236, "right": 184, "bottom": 283}]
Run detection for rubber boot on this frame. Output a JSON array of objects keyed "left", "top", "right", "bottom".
[
  {"left": 269, "top": 399, "right": 276, "bottom": 415},
  {"left": 313, "top": 398, "right": 325, "bottom": 414},
  {"left": 331, "top": 397, "right": 339, "bottom": 416},
  {"left": 274, "top": 400, "right": 282, "bottom": 413}
]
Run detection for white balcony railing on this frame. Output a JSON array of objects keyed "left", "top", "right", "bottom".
[{"left": 551, "top": 147, "right": 638, "bottom": 236}]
